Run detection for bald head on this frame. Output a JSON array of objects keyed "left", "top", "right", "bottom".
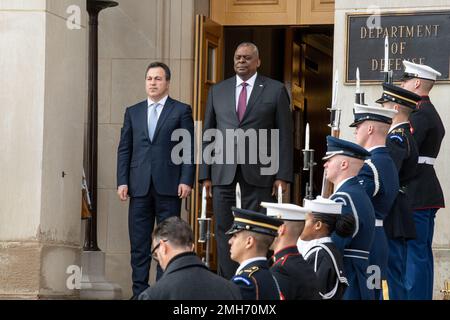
[
  {"left": 354, "top": 120, "right": 390, "bottom": 148},
  {"left": 402, "top": 77, "right": 434, "bottom": 96},
  {"left": 324, "top": 155, "right": 365, "bottom": 186}
]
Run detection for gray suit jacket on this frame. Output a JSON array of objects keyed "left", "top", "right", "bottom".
[{"left": 199, "top": 74, "right": 293, "bottom": 187}]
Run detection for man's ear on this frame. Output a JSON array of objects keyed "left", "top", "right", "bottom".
[
  {"left": 341, "top": 159, "right": 349, "bottom": 170},
  {"left": 278, "top": 224, "right": 286, "bottom": 236},
  {"left": 314, "top": 220, "right": 322, "bottom": 231},
  {"left": 161, "top": 240, "right": 169, "bottom": 255},
  {"left": 415, "top": 79, "right": 421, "bottom": 89},
  {"left": 246, "top": 235, "right": 255, "bottom": 249}
]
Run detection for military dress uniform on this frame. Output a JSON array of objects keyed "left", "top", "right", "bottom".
[
  {"left": 301, "top": 196, "right": 350, "bottom": 300},
  {"left": 350, "top": 103, "right": 400, "bottom": 300},
  {"left": 323, "top": 136, "right": 376, "bottom": 300},
  {"left": 227, "top": 207, "right": 283, "bottom": 300},
  {"left": 262, "top": 202, "right": 321, "bottom": 300},
  {"left": 270, "top": 246, "right": 320, "bottom": 300},
  {"left": 375, "top": 82, "right": 421, "bottom": 300},
  {"left": 233, "top": 259, "right": 281, "bottom": 300},
  {"left": 400, "top": 61, "right": 445, "bottom": 300},
  {"left": 304, "top": 240, "right": 348, "bottom": 300}
]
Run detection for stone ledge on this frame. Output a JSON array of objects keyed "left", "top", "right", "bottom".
[{"left": 0, "top": 241, "right": 81, "bottom": 298}]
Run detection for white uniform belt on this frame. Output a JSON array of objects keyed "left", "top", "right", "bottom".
[
  {"left": 418, "top": 156, "right": 436, "bottom": 165},
  {"left": 375, "top": 219, "right": 383, "bottom": 227}
]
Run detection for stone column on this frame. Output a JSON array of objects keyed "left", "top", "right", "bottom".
[{"left": 0, "top": 0, "right": 87, "bottom": 298}]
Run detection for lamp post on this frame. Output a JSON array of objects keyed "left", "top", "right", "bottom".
[{"left": 84, "top": 0, "right": 118, "bottom": 251}]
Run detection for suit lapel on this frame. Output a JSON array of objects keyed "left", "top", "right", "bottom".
[
  {"left": 152, "top": 96, "right": 175, "bottom": 142},
  {"left": 226, "top": 77, "right": 239, "bottom": 125},
  {"left": 139, "top": 101, "right": 150, "bottom": 141},
  {"left": 241, "top": 75, "right": 265, "bottom": 123}
]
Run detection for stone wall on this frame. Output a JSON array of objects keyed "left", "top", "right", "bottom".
[{"left": 0, "top": 0, "right": 87, "bottom": 298}]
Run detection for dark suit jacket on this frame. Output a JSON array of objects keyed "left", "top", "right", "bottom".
[
  {"left": 138, "top": 252, "right": 242, "bottom": 300},
  {"left": 117, "top": 97, "right": 194, "bottom": 197},
  {"left": 198, "top": 74, "right": 293, "bottom": 187}
]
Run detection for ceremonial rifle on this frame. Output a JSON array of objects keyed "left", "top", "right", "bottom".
[{"left": 320, "top": 70, "right": 341, "bottom": 198}]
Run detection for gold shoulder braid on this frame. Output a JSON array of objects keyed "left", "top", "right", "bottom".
[
  {"left": 238, "top": 266, "right": 260, "bottom": 277},
  {"left": 391, "top": 127, "right": 405, "bottom": 135}
]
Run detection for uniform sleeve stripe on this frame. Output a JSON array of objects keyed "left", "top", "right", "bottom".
[{"left": 232, "top": 276, "right": 252, "bottom": 286}]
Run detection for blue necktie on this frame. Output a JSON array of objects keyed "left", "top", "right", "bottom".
[{"left": 148, "top": 103, "right": 158, "bottom": 141}]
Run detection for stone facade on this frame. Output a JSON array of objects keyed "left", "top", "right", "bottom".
[{"left": 0, "top": 0, "right": 87, "bottom": 298}]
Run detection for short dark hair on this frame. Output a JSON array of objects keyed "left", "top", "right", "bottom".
[
  {"left": 145, "top": 61, "right": 171, "bottom": 80},
  {"left": 251, "top": 232, "right": 275, "bottom": 253},
  {"left": 152, "top": 217, "right": 193, "bottom": 248},
  {"left": 313, "top": 213, "right": 356, "bottom": 238}
]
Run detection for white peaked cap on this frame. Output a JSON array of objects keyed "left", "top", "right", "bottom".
[
  {"left": 403, "top": 60, "right": 441, "bottom": 81},
  {"left": 354, "top": 103, "right": 398, "bottom": 118},
  {"left": 303, "top": 196, "right": 342, "bottom": 215},
  {"left": 261, "top": 202, "right": 308, "bottom": 221}
]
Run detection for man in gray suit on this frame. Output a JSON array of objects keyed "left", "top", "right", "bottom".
[{"left": 199, "top": 42, "right": 293, "bottom": 279}]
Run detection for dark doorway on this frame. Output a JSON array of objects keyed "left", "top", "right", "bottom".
[
  {"left": 222, "top": 25, "right": 334, "bottom": 204},
  {"left": 224, "top": 27, "right": 285, "bottom": 81}
]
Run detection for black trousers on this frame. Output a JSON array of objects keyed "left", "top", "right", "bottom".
[
  {"left": 128, "top": 183, "right": 181, "bottom": 296},
  {"left": 212, "top": 166, "right": 275, "bottom": 279}
]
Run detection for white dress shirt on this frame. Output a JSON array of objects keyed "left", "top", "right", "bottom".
[
  {"left": 147, "top": 95, "right": 168, "bottom": 124},
  {"left": 235, "top": 72, "right": 258, "bottom": 111}
]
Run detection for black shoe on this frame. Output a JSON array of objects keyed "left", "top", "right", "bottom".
[{"left": 129, "top": 295, "right": 138, "bottom": 300}]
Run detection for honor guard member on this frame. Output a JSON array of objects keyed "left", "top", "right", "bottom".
[
  {"left": 227, "top": 207, "right": 283, "bottom": 300},
  {"left": 322, "top": 136, "right": 375, "bottom": 300},
  {"left": 376, "top": 82, "right": 421, "bottom": 300},
  {"left": 399, "top": 61, "right": 445, "bottom": 300},
  {"left": 261, "top": 202, "right": 320, "bottom": 300},
  {"left": 350, "top": 103, "right": 399, "bottom": 300},
  {"left": 299, "top": 197, "right": 355, "bottom": 300}
]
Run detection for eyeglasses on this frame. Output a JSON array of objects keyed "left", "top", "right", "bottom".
[{"left": 151, "top": 239, "right": 169, "bottom": 262}]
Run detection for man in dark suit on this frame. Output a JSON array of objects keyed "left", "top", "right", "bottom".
[
  {"left": 138, "top": 217, "right": 241, "bottom": 300},
  {"left": 117, "top": 62, "right": 194, "bottom": 297},
  {"left": 399, "top": 61, "right": 445, "bottom": 300},
  {"left": 199, "top": 42, "right": 293, "bottom": 279}
]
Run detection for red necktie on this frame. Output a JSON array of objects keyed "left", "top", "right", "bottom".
[{"left": 237, "top": 82, "right": 248, "bottom": 122}]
